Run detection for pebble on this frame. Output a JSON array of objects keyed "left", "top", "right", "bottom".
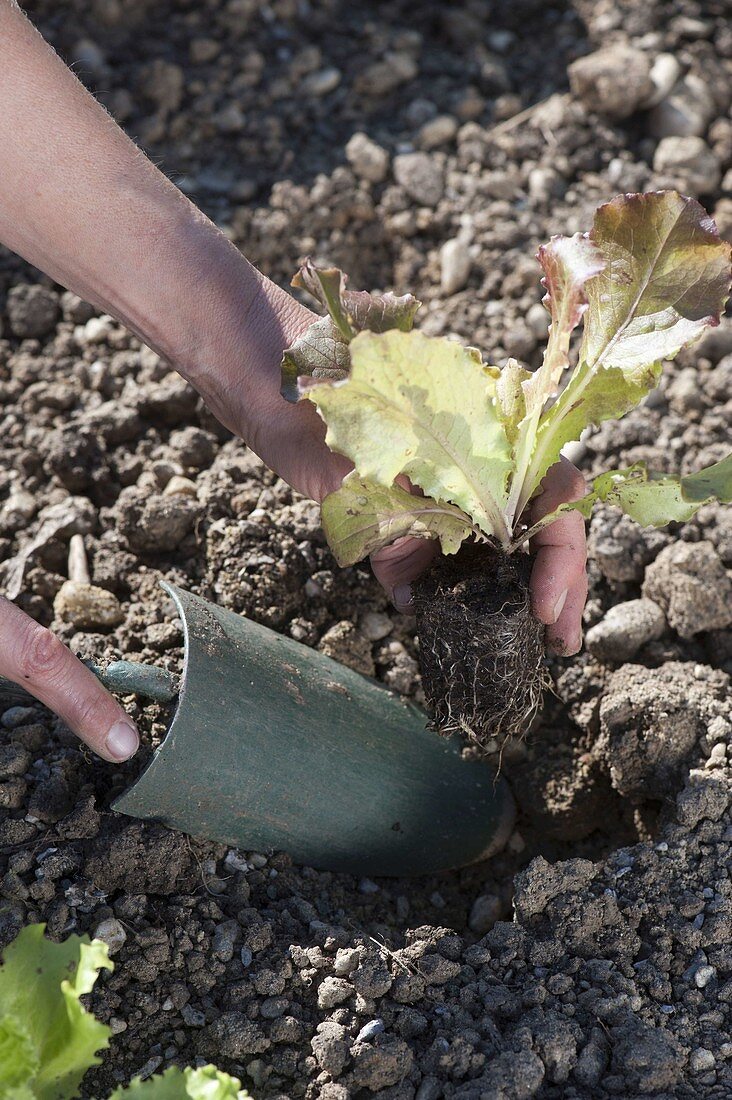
[
  {"left": 53, "top": 580, "right": 124, "bottom": 632},
  {"left": 568, "top": 45, "right": 653, "bottom": 119},
  {"left": 359, "top": 611, "right": 393, "bottom": 642},
  {"left": 695, "top": 965, "right": 716, "bottom": 988},
  {"left": 78, "top": 315, "right": 114, "bottom": 345},
  {"left": 93, "top": 917, "right": 127, "bottom": 955},
  {"left": 644, "top": 53, "right": 682, "bottom": 108},
  {"left": 653, "top": 136, "right": 721, "bottom": 197},
  {"left": 705, "top": 743, "right": 727, "bottom": 769},
  {"left": 0, "top": 489, "right": 37, "bottom": 529},
  {"left": 163, "top": 475, "right": 198, "bottom": 499},
  {"left": 345, "top": 132, "right": 390, "bottom": 183},
  {"left": 393, "top": 152, "right": 444, "bottom": 206},
  {"left": 356, "top": 1019, "right": 385, "bottom": 1043},
  {"left": 468, "top": 893, "right": 503, "bottom": 934},
  {"left": 649, "top": 74, "right": 715, "bottom": 138},
  {"left": 334, "top": 947, "right": 360, "bottom": 976},
  {"left": 182, "top": 1004, "right": 206, "bottom": 1027},
  {"left": 418, "top": 114, "right": 458, "bottom": 150},
  {"left": 302, "top": 67, "right": 342, "bottom": 97},
  {"left": 240, "top": 947, "right": 253, "bottom": 968},
  {"left": 1, "top": 707, "right": 36, "bottom": 729},
  {"left": 317, "top": 976, "right": 354, "bottom": 1009},
  {"left": 440, "top": 237, "right": 471, "bottom": 295},
  {"left": 585, "top": 599, "right": 666, "bottom": 662},
  {"left": 690, "top": 1048, "right": 715, "bottom": 1073}
]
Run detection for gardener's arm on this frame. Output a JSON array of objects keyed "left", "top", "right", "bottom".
[{"left": 0, "top": 1, "right": 586, "bottom": 762}]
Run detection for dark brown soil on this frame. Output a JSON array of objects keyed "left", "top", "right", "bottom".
[{"left": 413, "top": 543, "right": 548, "bottom": 751}]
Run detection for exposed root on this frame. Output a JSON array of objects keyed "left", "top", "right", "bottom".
[{"left": 412, "top": 542, "right": 549, "bottom": 752}]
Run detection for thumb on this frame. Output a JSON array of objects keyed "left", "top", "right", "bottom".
[{"left": 370, "top": 537, "right": 438, "bottom": 614}]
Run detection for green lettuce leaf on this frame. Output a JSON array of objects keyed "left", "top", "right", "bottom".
[
  {"left": 321, "top": 472, "right": 478, "bottom": 565},
  {"left": 514, "top": 191, "right": 731, "bottom": 516},
  {"left": 307, "top": 329, "right": 513, "bottom": 544},
  {"left": 281, "top": 260, "right": 421, "bottom": 401},
  {"left": 109, "top": 1065, "right": 250, "bottom": 1100},
  {"left": 525, "top": 454, "right": 732, "bottom": 540},
  {"left": 0, "top": 923, "right": 112, "bottom": 1100}
]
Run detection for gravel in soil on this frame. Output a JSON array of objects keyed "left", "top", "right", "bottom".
[{"left": 1, "top": 0, "right": 732, "bottom": 1097}]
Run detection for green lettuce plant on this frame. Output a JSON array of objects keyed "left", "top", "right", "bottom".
[
  {"left": 283, "top": 191, "right": 731, "bottom": 566},
  {"left": 0, "top": 924, "right": 249, "bottom": 1100}
]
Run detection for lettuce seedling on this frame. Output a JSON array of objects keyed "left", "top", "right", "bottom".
[
  {"left": 282, "top": 191, "right": 731, "bottom": 745},
  {"left": 0, "top": 923, "right": 249, "bottom": 1100}
]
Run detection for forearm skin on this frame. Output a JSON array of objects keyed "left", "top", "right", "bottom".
[{"left": 0, "top": 2, "right": 312, "bottom": 437}]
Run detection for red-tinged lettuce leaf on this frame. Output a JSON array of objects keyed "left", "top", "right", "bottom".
[
  {"left": 504, "top": 234, "right": 604, "bottom": 520},
  {"left": 281, "top": 259, "right": 421, "bottom": 401},
  {"left": 513, "top": 191, "right": 731, "bottom": 517}
]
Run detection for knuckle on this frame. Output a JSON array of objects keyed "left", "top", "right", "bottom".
[{"left": 17, "top": 624, "right": 68, "bottom": 683}]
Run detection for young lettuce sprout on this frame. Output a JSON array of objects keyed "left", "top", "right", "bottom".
[{"left": 282, "top": 191, "right": 731, "bottom": 747}]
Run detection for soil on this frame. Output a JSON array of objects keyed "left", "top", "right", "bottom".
[
  {"left": 1, "top": 0, "right": 732, "bottom": 1097},
  {"left": 413, "top": 543, "right": 547, "bottom": 751}
]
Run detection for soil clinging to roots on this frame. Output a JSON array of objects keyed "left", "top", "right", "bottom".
[{"left": 412, "top": 541, "right": 549, "bottom": 749}]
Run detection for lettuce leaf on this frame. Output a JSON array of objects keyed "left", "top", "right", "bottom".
[
  {"left": 524, "top": 454, "right": 732, "bottom": 540},
  {"left": 309, "top": 330, "right": 512, "bottom": 544},
  {"left": 0, "top": 923, "right": 112, "bottom": 1100},
  {"left": 109, "top": 1066, "right": 249, "bottom": 1100},
  {"left": 322, "top": 472, "right": 478, "bottom": 565},
  {"left": 514, "top": 191, "right": 731, "bottom": 516},
  {"left": 281, "top": 259, "right": 420, "bottom": 401}
]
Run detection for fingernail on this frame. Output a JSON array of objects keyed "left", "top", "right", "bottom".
[
  {"left": 392, "top": 584, "right": 413, "bottom": 613},
  {"left": 552, "top": 588, "right": 569, "bottom": 623},
  {"left": 105, "top": 720, "right": 139, "bottom": 761}
]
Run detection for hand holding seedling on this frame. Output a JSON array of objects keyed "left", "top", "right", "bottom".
[{"left": 0, "top": 5, "right": 692, "bottom": 761}]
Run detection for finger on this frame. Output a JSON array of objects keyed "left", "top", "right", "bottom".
[
  {"left": 546, "top": 572, "right": 587, "bottom": 656},
  {"left": 529, "top": 458, "right": 588, "bottom": 626},
  {"left": 0, "top": 596, "right": 139, "bottom": 762},
  {"left": 370, "top": 537, "right": 438, "bottom": 614}
]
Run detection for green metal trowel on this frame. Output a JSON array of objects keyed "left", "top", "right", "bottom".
[{"left": 0, "top": 583, "right": 515, "bottom": 877}]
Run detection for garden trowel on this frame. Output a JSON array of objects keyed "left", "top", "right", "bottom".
[{"left": 0, "top": 582, "right": 514, "bottom": 877}]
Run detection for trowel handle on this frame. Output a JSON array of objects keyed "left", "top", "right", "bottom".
[{"left": 0, "top": 660, "right": 179, "bottom": 707}]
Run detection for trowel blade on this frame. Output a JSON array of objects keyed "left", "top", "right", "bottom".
[{"left": 112, "top": 583, "right": 514, "bottom": 877}]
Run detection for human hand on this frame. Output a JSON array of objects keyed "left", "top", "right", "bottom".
[
  {"left": 369, "top": 457, "right": 588, "bottom": 655},
  {"left": 0, "top": 597, "right": 139, "bottom": 762}
]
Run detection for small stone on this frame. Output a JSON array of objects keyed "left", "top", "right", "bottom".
[
  {"left": 649, "top": 74, "right": 715, "bottom": 138},
  {"left": 93, "top": 917, "right": 127, "bottom": 955},
  {"left": 1, "top": 707, "right": 36, "bottom": 729},
  {"left": 468, "top": 893, "right": 503, "bottom": 934},
  {"left": 568, "top": 46, "right": 653, "bottom": 119},
  {"left": 354, "top": 52, "right": 418, "bottom": 98},
  {"left": 418, "top": 114, "right": 458, "bottom": 150},
  {"left": 359, "top": 611, "right": 392, "bottom": 642},
  {"left": 302, "top": 67, "right": 341, "bottom": 97},
  {"left": 79, "top": 315, "right": 114, "bottom": 345},
  {"left": 212, "top": 919, "right": 239, "bottom": 961},
  {"left": 182, "top": 1004, "right": 206, "bottom": 1027},
  {"left": 333, "top": 947, "right": 360, "bottom": 976},
  {"left": 317, "top": 976, "right": 353, "bottom": 1009},
  {"left": 163, "top": 475, "right": 198, "bottom": 499},
  {"left": 690, "top": 1048, "right": 715, "bottom": 1073},
  {"left": 585, "top": 599, "right": 666, "bottom": 662},
  {"left": 6, "top": 284, "right": 60, "bottom": 339},
  {"left": 54, "top": 580, "right": 124, "bottom": 632},
  {"left": 440, "top": 237, "right": 471, "bottom": 295},
  {"left": 345, "top": 132, "right": 390, "bottom": 183},
  {"left": 393, "top": 152, "right": 444, "bottom": 206},
  {"left": 695, "top": 964, "right": 716, "bottom": 988},
  {"left": 653, "top": 136, "right": 720, "bottom": 197},
  {"left": 644, "top": 53, "right": 682, "bottom": 108},
  {"left": 356, "top": 1019, "right": 385, "bottom": 1043}
]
